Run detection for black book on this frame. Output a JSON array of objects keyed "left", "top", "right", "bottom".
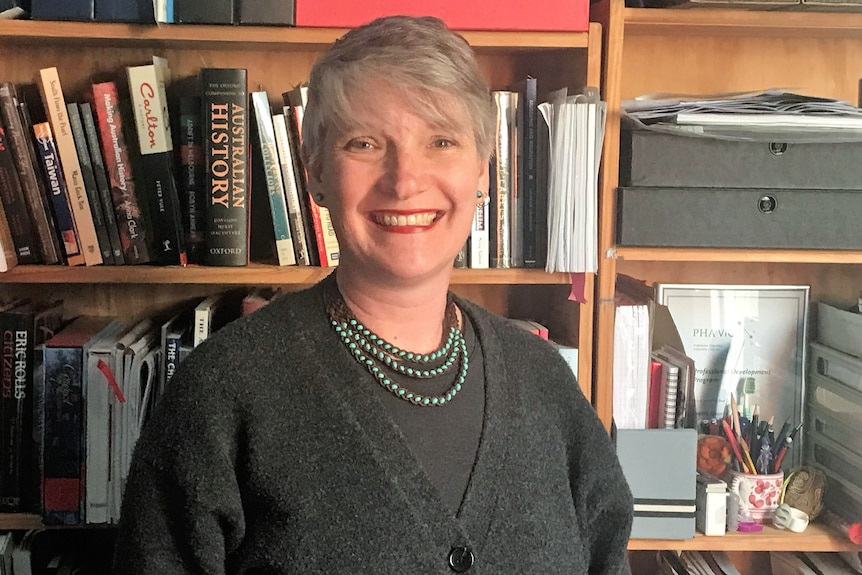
[
  {"left": 67, "top": 102, "right": 115, "bottom": 265},
  {"left": 175, "top": 0, "right": 233, "bottom": 23},
  {"left": 80, "top": 102, "right": 124, "bottom": 264},
  {"left": 516, "top": 76, "right": 542, "bottom": 268},
  {"left": 177, "top": 96, "right": 206, "bottom": 265},
  {"left": 0, "top": 300, "right": 63, "bottom": 513},
  {"left": 236, "top": 0, "right": 294, "bottom": 25},
  {"left": 30, "top": 0, "right": 93, "bottom": 20},
  {"left": 94, "top": 0, "right": 154, "bottom": 22},
  {"left": 0, "top": 115, "right": 40, "bottom": 264},
  {"left": 0, "top": 83, "right": 61, "bottom": 265},
  {"left": 201, "top": 68, "right": 249, "bottom": 266}
]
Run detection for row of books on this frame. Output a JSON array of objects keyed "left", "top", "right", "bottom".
[
  {"left": 0, "top": 529, "right": 115, "bottom": 574},
  {"left": 656, "top": 549, "right": 862, "bottom": 575},
  {"left": 0, "top": 60, "right": 341, "bottom": 271},
  {"left": 15, "top": 0, "right": 294, "bottom": 26},
  {"left": 0, "top": 287, "right": 279, "bottom": 525},
  {"left": 456, "top": 80, "right": 607, "bottom": 273}
]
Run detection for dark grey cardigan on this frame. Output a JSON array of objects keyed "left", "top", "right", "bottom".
[{"left": 113, "top": 279, "right": 633, "bottom": 574}]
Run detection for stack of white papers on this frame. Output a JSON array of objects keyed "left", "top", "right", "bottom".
[
  {"left": 622, "top": 89, "right": 862, "bottom": 142},
  {"left": 539, "top": 87, "right": 607, "bottom": 273}
]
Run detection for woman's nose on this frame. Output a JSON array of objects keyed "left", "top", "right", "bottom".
[{"left": 384, "top": 147, "right": 429, "bottom": 199}]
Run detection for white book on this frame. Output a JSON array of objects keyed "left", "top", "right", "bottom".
[
  {"left": 250, "top": 93, "right": 296, "bottom": 267},
  {"left": 273, "top": 112, "right": 311, "bottom": 266},
  {"left": 109, "top": 317, "right": 153, "bottom": 522},
  {"left": 469, "top": 198, "right": 489, "bottom": 269},
  {"left": 85, "top": 320, "right": 129, "bottom": 524}
]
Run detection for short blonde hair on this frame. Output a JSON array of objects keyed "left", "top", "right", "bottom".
[{"left": 302, "top": 15, "right": 496, "bottom": 173}]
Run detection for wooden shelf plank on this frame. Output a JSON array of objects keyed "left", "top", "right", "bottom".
[
  {"left": 624, "top": 7, "right": 862, "bottom": 38},
  {"left": 0, "top": 20, "right": 588, "bottom": 49},
  {"left": 611, "top": 246, "right": 862, "bottom": 264},
  {"left": 0, "top": 265, "right": 574, "bottom": 286},
  {"left": 628, "top": 523, "right": 862, "bottom": 552},
  {"left": 0, "top": 513, "right": 42, "bottom": 530}
]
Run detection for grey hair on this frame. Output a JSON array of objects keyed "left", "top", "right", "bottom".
[{"left": 301, "top": 15, "right": 496, "bottom": 174}]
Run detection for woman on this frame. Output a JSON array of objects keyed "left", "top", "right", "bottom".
[{"left": 113, "top": 15, "right": 633, "bottom": 574}]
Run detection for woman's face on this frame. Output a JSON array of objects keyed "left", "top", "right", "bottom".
[{"left": 308, "top": 83, "right": 488, "bottom": 286}]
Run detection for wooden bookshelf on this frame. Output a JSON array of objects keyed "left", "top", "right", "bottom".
[{"left": 628, "top": 523, "right": 862, "bottom": 552}]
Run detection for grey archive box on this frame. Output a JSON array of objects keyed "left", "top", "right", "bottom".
[
  {"left": 616, "top": 187, "right": 862, "bottom": 249},
  {"left": 619, "top": 127, "right": 862, "bottom": 189}
]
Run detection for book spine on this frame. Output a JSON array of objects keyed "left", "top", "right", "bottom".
[
  {"left": 80, "top": 102, "right": 124, "bottom": 265},
  {"left": 0, "top": 303, "right": 63, "bottom": 512},
  {"left": 127, "top": 64, "right": 187, "bottom": 266},
  {"left": 94, "top": 0, "right": 154, "bottom": 22},
  {"left": 272, "top": 112, "right": 312, "bottom": 265},
  {"left": 202, "top": 68, "right": 249, "bottom": 266},
  {"left": 16, "top": 95, "right": 66, "bottom": 265},
  {"left": 30, "top": 0, "right": 94, "bottom": 20},
  {"left": 0, "top": 83, "right": 61, "bottom": 264},
  {"left": 236, "top": 0, "right": 294, "bottom": 24},
  {"left": 42, "top": 344, "right": 85, "bottom": 525},
  {"left": 67, "top": 103, "right": 115, "bottom": 265},
  {"left": 32, "top": 122, "right": 82, "bottom": 264},
  {"left": 90, "top": 81, "right": 155, "bottom": 264},
  {"left": 37, "top": 68, "right": 103, "bottom": 266},
  {"left": 0, "top": 309, "right": 28, "bottom": 511},
  {"left": 251, "top": 93, "right": 295, "bottom": 266},
  {"left": 491, "top": 90, "right": 516, "bottom": 269},
  {"left": 469, "top": 197, "right": 489, "bottom": 269},
  {"left": 174, "top": 0, "right": 233, "bottom": 23},
  {"left": 177, "top": 96, "right": 205, "bottom": 265},
  {"left": 0, "top": 121, "right": 40, "bottom": 264},
  {"left": 518, "top": 77, "right": 539, "bottom": 268},
  {"left": 285, "top": 105, "right": 333, "bottom": 266}
]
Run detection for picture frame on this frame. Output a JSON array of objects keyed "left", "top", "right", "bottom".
[{"left": 655, "top": 284, "right": 809, "bottom": 458}]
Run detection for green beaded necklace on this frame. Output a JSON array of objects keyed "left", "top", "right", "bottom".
[{"left": 324, "top": 281, "right": 469, "bottom": 407}]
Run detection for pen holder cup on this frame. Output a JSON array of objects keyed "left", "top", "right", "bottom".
[{"left": 724, "top": 469, "right": 784, "bottom": 524}]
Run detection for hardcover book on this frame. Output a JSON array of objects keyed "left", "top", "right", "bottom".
[
  {"left": 0, "top": 117, "right": 40, "bottom": 263},
  {"left": 90, "top": 81, "right": 155, "bottom": 264},
  {"left": 80, "top": 102, "right": 124, "bottom": 264},
  {"left": 236, "top": 0, "right": 293, "bottom": 24},
  {"left": 0, "top": 82, "right": 61, "bottom": 264},
  {"left": 174, "top": 0, "right": 233, "bottom": 23},
  {"left": 32, "top": 122, "right": 81, "bottom": 263},
  {"left": 67, "top": 102, "right": 115, "bottom": 265},
  {"left": 250, "top": 92, "right": 296, "bottom": 266},
  {"left": 177, "top": 96, "right": 205, "bottom": 264},
  {"left": 0, "top": 300, "right": 63, "bottom": 512},
  {"left": 30, "top": 0, "right": 94, "bottom": 20},
  {"left": 202, "top": 68, "right": 249, "bottom": 266},
  {"left": 127, "top": 61, "right": 187, "bottom": 266},
  {"left": 490, "top": 90, "right": 518, "bottom": 269},
  {"left": 94, "top": 0, "right": 155, "bottom": 22},
  {"left": 41, "top": 316, "right": 115, "bottom": 525},
  {"left": 516, "top": 76, "right": 542, "bottom": 268},
  {"left": 37, "top": 67, "right": 102, "bottom": 266}
]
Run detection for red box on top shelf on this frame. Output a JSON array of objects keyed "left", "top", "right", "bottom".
[{"left": 295, "top": 0, "right": 589, "bottom": 32}]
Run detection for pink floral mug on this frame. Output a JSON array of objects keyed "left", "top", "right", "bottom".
[{"left": 724, "top": 469, "right": 784, "bottom": 523}]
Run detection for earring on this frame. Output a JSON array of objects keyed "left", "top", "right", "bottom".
[
  {"left": 476, "top": 190, "right": 483, "bottom": 198},
  {"left": 314, "top": 192, "right": 324, "bottom": 203}
]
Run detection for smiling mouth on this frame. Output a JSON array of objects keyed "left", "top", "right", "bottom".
[{"left": 371, "top": 212, "right": 439, "bottom": 227}]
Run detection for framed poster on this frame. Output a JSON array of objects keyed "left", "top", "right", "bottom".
[{"left": 655, "top": 284, "right": 809, "bottom": 439}]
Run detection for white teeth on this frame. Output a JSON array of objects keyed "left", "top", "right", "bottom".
[{"left": 376, "top": 212, "right": 436, "bottom": 226}]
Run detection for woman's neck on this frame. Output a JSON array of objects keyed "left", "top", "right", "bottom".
[{"left": 334, "top": 268, "right": 453, "bottom": 354}]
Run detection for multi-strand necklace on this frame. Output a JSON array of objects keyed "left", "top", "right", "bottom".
[{"left": 324, "top": 281, "right": 468, "bottom": 406}]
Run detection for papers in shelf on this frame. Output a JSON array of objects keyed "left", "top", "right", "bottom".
[
  {"left": 538, "top": 87, "right": 606, "bottom": 273},
  {"left": 622, "top": 89, "right": 862, "bottom": 142}
]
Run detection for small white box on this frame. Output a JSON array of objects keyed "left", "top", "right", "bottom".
[
  {"left": 817, "top": 302, "right": 862, "bottom": 359},
  {"left": 696, "top": 472, "right": 727, "bottom": 536}
]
